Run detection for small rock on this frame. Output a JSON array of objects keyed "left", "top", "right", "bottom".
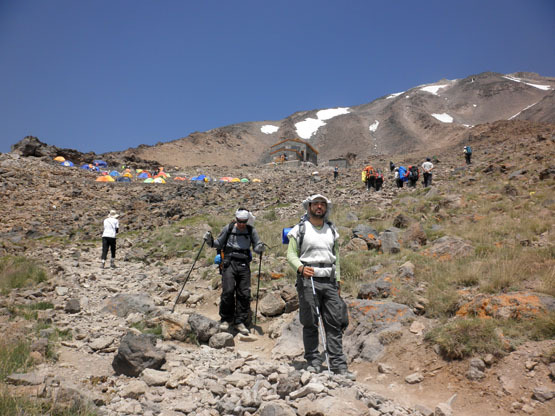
[{"left": 405, "top": 372, "right": 424, "bottom": 384}]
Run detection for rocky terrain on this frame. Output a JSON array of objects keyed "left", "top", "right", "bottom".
[{"left": 1, "top": 118, "right": 554, "bottom": 416}]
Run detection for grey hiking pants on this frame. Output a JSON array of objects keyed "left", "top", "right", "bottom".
[{"left": 296, "top": 275, "right": 348, "bottom": 371}]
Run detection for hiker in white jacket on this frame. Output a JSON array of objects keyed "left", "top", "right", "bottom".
[{"left": 101, "top": 210, "right": 120, "bottom": 268}]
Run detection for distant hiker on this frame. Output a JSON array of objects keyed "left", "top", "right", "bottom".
[
  {"left": 101, "top": 210, "right": 120, "bottom": 269},
  {"left": 286, "top": 194, "right": 354, "bottom": 380},
  {"left": 463, "top": 145, "right": 472, "bottom": 164},
  {"left": 422, "top": 157, "right": 434, "bottom": 187},
  {"left": 407, "top": 165, "right": 420, "bottom": 188},
  {"left": 373, "top": 168, "right": 384, "bottom": 191},
  {"left": 203, "top": 208, "right": 265, "bottom": 335},
  {"left": 394, "top": 167, "right": 403, "bottom": 188},
  {"left": 333, "top": 165, "right": 339, "bottom": 180},
  {"left": 389, "top": 161, "right": 395, "bottom": 172},
  {"left": 362, "top": 165, "right": 375, "bottom": 190}
]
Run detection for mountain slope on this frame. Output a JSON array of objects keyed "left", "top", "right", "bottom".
[{"left": 121, "top": 71, "right": 554, "bottom": 167}]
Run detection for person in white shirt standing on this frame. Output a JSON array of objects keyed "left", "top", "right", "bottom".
[
  {"left": 422, "top": 157, "right": 434, "bottom": 188},
  {"left": 101, "top": 210, "right": 120, "bottom": 268}
]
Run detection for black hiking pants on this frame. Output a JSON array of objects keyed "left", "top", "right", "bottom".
[
  {"left": 408, "top": 179, "right": 418, "bottom": 187},
  {"left": 101, "top": 237, "right": 116, "bottom": 260},
  {"left": 465, "top": 154, "right": 472, "bottom": 164},
  {"left": 396, "top": 178, "right": 403, "bottom": 188},
  {"left": 296, "top": 275, "right": 347, "bottom": 371},
  {"left": 423, "top": 172, "right": 432, "bottom": 187},
  {"left": 220, "top": 259, "right": 251, "bottom": 325},
  {"left": 366, "top": 177, "right": 374, "bottom": 190},
  {"left": 374, "top": 178, "right": 383, "bottom": 191}
]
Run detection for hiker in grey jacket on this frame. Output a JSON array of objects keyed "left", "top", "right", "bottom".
[
  {"left": 204, "top": 208, "right": 264, "bottom": 335},
  {"left": 286, "top": 194, "right": 354, "bottom": 380}
]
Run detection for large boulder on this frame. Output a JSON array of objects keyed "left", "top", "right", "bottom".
[
  {"left": 112, "top": 332, "right": 166, "bottom": 377},
  {"left": 187, "top": 313, "right": 219, "bottom": 343},
  {"left": 102, "top": 294, "right": 157, "bottom": 318},
  {"left": 344, "top": 299, "right": 415, "bottom": 362}
]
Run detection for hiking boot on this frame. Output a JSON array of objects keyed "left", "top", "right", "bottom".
[
  {"left": 235, "top": 323, "right": 249, "bottom": 335},
  {"left": 306, "top": 363, "right": 323, "bottom": 373},
  {"left": 332, "top": 368, "right": 356, "bottom": 380},
  {"left": 219, "top": 321, "right": 230, "bottom": 331},
  {"left": 101, "top": 260, "right": 105, "bottom": 269},
  {"left": 110, "top": 259, "right": 116, "bottom": 268}
]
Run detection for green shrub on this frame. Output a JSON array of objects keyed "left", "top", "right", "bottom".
[
  {"left": 425, "top": 318, "right": 506, "bottom": 359},
  {"left": 0, "top": 340, "right": 31, "bottom": 382},
  {"left": 0, "top": 256, "right": 48, "bottom": 295}
]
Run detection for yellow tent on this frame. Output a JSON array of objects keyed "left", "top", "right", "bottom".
[
  {"left": 153, "top": 177, "right": 166, "bottom": 184},
  {"left": 252, "top": 178, "right": 262, "bottom": 183},
  {"left": 231, "top": 178, "right": 241, "bottom": 183},
  {"left": 54, "top": 156, "right": 65, "bottom": 162}
]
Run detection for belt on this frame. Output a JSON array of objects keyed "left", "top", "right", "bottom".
[{"left": 303, "top": 263, "right": 334, "bottom": 268}]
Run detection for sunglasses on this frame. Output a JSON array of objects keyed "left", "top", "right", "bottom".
[{"left": 236, "top": 219, "right": 248, "bottom": 224}]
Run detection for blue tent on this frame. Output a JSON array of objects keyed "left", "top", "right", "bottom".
[
  {"left": 109, "top": 170, "right": 121, "bottom": 177},
  {"left": 60, "top": 161, "right": 74, "bottom": 167},
  {"left": 137, "top": 172, "right": 150, "bottom": 179},
  {"left": 116, "top": 176, "right": 131, "bottom": 182},
  {"left": 191, "top": 174, "right": 207, "bottom": 181},
  {"left": 93, "top": 160, "right": 108, "bottom": 167},
  {"left": 81, "top": 164, "right": 99, "bottom": 171}
]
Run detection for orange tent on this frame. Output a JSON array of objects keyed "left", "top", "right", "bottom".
[{"left": 96, "top": 175, "right": 115, "bottom": 182}]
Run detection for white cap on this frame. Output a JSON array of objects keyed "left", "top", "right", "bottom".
[{"left": 302, "top": 194, "right": 332, "bottom": 220}]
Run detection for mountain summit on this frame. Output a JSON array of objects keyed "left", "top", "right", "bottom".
[{"left": 110, "top": 71, "right": 553, "bottom": 168}]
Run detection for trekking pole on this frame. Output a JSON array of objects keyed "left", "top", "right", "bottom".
[
  {"left": 171, "top": 239, "right": 206, "bottom": 313},
  {"left": 310, "top": 276, "right": 332, "bottom": 374},
  {"left": 253, "top": 251, "right": 263, "bottom": 330}
]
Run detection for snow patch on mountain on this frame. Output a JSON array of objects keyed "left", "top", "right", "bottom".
[
  {"left": 503, "top": 76, "right": 552, "bottom": 91},
  {"left": 261, "top": 125, "right": 279, "bottom": 134},
  {"left": 508, "top": 101, "right": 540, "bottom": 120},
  {"left": 420, "top": 85, "right": 449, "bottom": 95},
  {"left": 369, "top": 120, "right": 379, "bottom": 132},
  {"left": 387, "top": 92, "right": 404, "bottom": 99},
  {"left": 295, "top": 107, "right": 350, "bottom": 139},
  {"left": 432, "top": 113, "right": 453, "bottom": 123}
]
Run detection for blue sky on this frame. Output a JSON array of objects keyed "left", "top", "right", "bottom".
[{"left": 1, "top": 0, "right": 554, "bottom": 154}]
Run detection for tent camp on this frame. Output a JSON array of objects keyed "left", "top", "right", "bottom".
[
  {"left": 96, "top": 175, "right": 115, "bottom": 182},
  {"left": 240, "top": 178, "right": 249, "bottom": 183},
  {"left": 54, "top": 156, "right": 65, "bottom": 162},
  {"left": 143, "top": 178, "right": 154, "bottom": 183},
  {"left": 138, "top": 172, "right": 151, "bottom": 179},
  {"left": 61, "top": 161, "right": 74, "bottom": 167},
  {"left": 81, "top": 164, "right": 99, "bottom": 171},
  {"left": 93, "top": 160, "right": 108, "bottom": 167},
  {"left": 153, "top": 177, "right": 166, "bottom": 183},
  {"left": 109, "top": 170, "right": 120, "bottom": 177},
  {"left": 116, "top": 176, "right": 131, "bottom": 182},
  {"left": 191, "top": 174, "right": 208, "bottom": 181}
]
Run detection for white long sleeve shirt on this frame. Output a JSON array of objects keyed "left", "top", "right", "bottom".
[{"left": 102, "top": 217, "right": 119, "bottom": 238}]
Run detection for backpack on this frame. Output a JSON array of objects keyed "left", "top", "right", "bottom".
[
  {"left": 216, "top": 222, "right": 253, "bottom": 274},
  {"left": 282, "top": 219, "right": 338, "bottom": 256},
  {"left": 398, "top": 166, "right": 408, "bottom": 182},
  {"left": 374, "top": 169, "right": 383, "bottom": 180},
  {"left": 465, "top": 146, "right": 472, "bottom": 155},
  {"left": 361, "top": 170, "right": 367, "bottom": 183},
  {"left": 409, "top": 165, "right": 419, "bottom": 180}
]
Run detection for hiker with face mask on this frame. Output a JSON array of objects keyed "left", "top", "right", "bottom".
[
  {"left": 203, "top": 208, "right": 265, "bottom": 335},
  {"left": 101, "top": 209, "right": 120, "bottom": 269},
  {"left": 286, "top": 194, "right": 355, "bottom": 380}
]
